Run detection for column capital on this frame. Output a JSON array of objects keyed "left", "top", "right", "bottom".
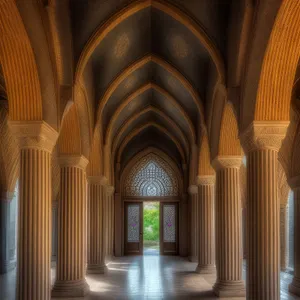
[
  {"left": 106, "top": 185, "right": 115, "bottom": 196},
  {"left": 212, "top": 156, "right": 242, "bottom": 171},
  {"left": 9, "top": 121, "right": 58, "bottom": 152},
  {"left": 196, "top": 175, "right": 215, "bottom": 186},
  {"left": 240, "top": 121, "right": 289, "bottom": 153},
  {"left": 58, "top": 155, "right": 89, "bottom": 170},
  {"left": 288, "top": 175, "right": 300, "bottom": 189},
  {"left": 87, "top": 176, "right": 108, "bottom": 186},
  {"left": 188, "top": 185, "right": 198, "bottom": 195}
]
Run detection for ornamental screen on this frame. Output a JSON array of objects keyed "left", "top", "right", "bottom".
[{"left": 124, "top": 154, "right": 179, "bottom": 197}]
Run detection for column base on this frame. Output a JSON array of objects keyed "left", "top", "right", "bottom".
[
  {"left": 51, "top": 279, "right": 89, "bottom": 298},
  {"left": 195, "top": 264, "right": 215, "bottom": 274},
  {"left": 289, "top": 277, "right": 300, "bottom": 296},
  {"left": 213, "top": 280, "right": 245, "bottom": 298},
  {"left": 189, "top": 256, "right": 198, "bottom": 263},
  {"left": 87, "top": 263, "right": 108, "bottom": 274}
]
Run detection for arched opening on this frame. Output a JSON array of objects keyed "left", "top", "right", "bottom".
[{"left": 119, "top": 151, "right": 183, "bottom": 256}]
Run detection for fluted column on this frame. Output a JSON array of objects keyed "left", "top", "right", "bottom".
[
  {"left": 242, "top": 121, "right": 288, "bottom": 300},
  {"left": 195, "top": 176, "right": 216, "bottom": 274},
  {"left": 280, "top": 203, "right": 289, "bottom": 271},
  {"left": 106, "top": 185, "right": 115, "bottom": 261},
  {"left": 9, "top": 121, "right": 58, "bottom": 300},
  {"left": 0, "top": 192, "right": 15, "bottom": 273},
  {"left": 188, "top": 185, "right": 198, "bottom": 262},
  {"left": 289, "top": 177, "right": 300, "bottom": 295},
  {"left": 52, "top": 155, "right": 89, "bottom": 298},
  {"left": 87, "top": 176, "right": 107, "bottom": 273},
  {"left": 51, "top": 200, "right": 58, "bottom": 264},
  {"left": 212, "top": 156, "right": 245, "bottom": 297}
]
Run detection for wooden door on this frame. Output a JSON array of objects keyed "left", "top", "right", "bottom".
[
  {"left": 124, "top": 202, "right": 143, "bottom": 255},
  {"left": 160, "top": 202, "right": 178, "bottom": 255}
]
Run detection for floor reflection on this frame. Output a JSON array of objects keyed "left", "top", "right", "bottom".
[{"left": 0, "top": 256, "right": 299, "bottom": 299}]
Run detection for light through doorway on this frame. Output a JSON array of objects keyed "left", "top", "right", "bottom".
[{"left": 143, "top": 202, "right": 160, "bottom": 255}]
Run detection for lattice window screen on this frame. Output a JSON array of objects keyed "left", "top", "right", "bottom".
[{"left": 124, "top": 154, "right": 178, "bottom": 197}]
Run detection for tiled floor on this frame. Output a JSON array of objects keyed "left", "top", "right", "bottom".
[{"left": 1, "top": 254, "right": 299, "bottom": 299}]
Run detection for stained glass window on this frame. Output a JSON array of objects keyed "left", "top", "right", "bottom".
[
  {"left": 163, "top": 205, "right": 176, "bottom": 242},
  {"left": 124, "top": 154, "right": 178, "bottom": 197},
  {"left": 127, "top": 205, "right": 140, "bottom": 242}
]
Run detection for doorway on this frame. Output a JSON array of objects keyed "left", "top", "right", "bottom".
[
  {"left": 124, "top": 201, "right": 178, "bottom": 255},
  {"left": 143, "top": 202, "right": 160, "bottom": 255}
]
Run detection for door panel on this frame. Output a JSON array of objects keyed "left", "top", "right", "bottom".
[
  {"left": 125, "top": 202, "right": 143, "bottom": 255},
  {"left": 160, "top": 203, "right": 178, "bottom": 255}
]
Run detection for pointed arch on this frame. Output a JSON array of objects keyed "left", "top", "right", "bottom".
[
  {"left": 218, "top": 102, "right": 242, "bottom": 156},
  {"left": 116, "top": 122, "right": 186, "bottom": 163},
  {"left": 111, "top": 106, "right": 189, "bottom": 156},
  {"left": 121, "top": 147, "right": 182, "bottom": 196},
  {"left": 198, "top": 133, "right": 214, "bottom": 176},
  {"left": 75, "top": 0, "right": 225, "bottom": 83},
  {"left": 105, "top": 82, "right": 196, "bottom": 145},
  {"left": 0, "top": 1, "right": 42, "bottom": 121},
  {"left": 94, "top": 55, "right": 204, "bottom": 128}
]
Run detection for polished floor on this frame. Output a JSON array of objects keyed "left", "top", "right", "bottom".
[{"left": 0, "top": 253, "right": 299, "bottom": 299}]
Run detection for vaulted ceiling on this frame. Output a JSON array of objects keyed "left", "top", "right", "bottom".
[{"left": 70, "top": 0, "right": 232, "bottom": 170}]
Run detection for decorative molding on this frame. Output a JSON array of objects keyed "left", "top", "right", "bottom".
[
  {"left": 241, "top": 121, "right": 289, "bottom": 153},
  {"left": 212, "top": 156, "right": 242, "bottom": 171},
  {"left": 9, "top": 121, "right": 58, "bottom": 152},
  {"left": 196, "top": 175, "right": 215, "bottom": 186},
  {"left": 188, "top": 185, "right": 198, "bottom": 195},
  {"left": 106, "top": 185, "right": 115, "bottom": 196},
  {"left": 88, "top": 175, "right": 108, "bottom": 186},
  {"left": 58, "top": 155, "right": 89, "bottom": 170}
]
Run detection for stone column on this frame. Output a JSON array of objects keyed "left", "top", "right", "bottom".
[
  {"left": 280, "top": 203, "right": 289, "bottom": 271},
  {"left": 242, "top": 122, "right": 288, "bottom": 300},
  {"left": 9, "top": 121, "right": 58, "bottom": 300},
  {"left": 51, "top": 200, "right": 58, "bottom": 264},
  {"left": 212, "top": 156, "right": 245, "bottom": 297},
  {"left": 195, "top": 176, "right": 216, "bottom": 274},
  {"left": 106, "top": 185, "right": 115, "bottom": 260},
  {"left": 289, "top": 177, "right": 300, "bottom": 295},
  {"left": 188, "top": 185, "right": 198, "bottom": 262},
  {"left": 0, "top": 192, "right": 15, "bottom": 274},
  {"left": 52, "top": 155, "right": 89, "bottom": 298},
  {"left": 87, "top": 176, "right": 107, "bottom": 273}
]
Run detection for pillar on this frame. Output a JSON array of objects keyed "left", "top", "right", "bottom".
[
  {"left": 51, "top": 200, "right": 58, "bottom": 264},
  {"left": 0, "top": 192, "right": 15, "bottom": 273},
  {"left": 289, "top": 177, "right": 300, "bottom": 295},
  {"left": 52, "top": 155, "right": 89, "bottom": 298},
  {"left": 241, "top": 122, "right": 288, "bottom": 300},
  {"left": 188, "top": 185, "right": 198, "bottom": 262},
  {"left": 87, "top": 176, "right": 107, "bottom": 273},
  {"left": 212, "top": 156, "right": 245, "bottom": 297},
  {"left": 195, "top": 176, "right": 215, "bottom": 274},
  {"left": 105, "top": 185, "right": 115, "bottom": 261},
  {"left": 9, "top": 121, "right": 58, "bottom": 300},
  {"left": 280, "top": 203, "right": 289, "bottom": 271}
]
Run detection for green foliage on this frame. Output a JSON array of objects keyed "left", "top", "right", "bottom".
[{"left": 143, "top": 202, "right": 159, "bottom": 241}]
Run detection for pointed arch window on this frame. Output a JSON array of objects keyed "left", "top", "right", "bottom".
[{"left": 124, "top": 154, "right": 178, "bottom": 197}]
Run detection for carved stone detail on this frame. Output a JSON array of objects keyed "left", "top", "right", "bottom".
[
  {"left": 88, "top": 176, "right": 108, "bottom": 186},
  {"left": 106, "top": 185, "right": 115, "bottom": 196},
  {"left": 58, "top": 155, "right": 89, "bottom": 170},
  {"left": 241, "top": 121, "right": 289, "bottom": 153},
  {"left": 212, "top": 156, "right": 242, "bottom": 171},
  {"left": 9, "top": 121, "right": 58, "bottom": 152},
  {"left": 188, "top": 185, "right": 198, "bottom": 195},
  {"left": 196, "top": 175, "right": 215, "bottom": 186}
]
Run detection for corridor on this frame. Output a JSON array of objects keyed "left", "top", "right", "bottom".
[{"left": 0, "top": 255, "right": 298, "bottom": 300}]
